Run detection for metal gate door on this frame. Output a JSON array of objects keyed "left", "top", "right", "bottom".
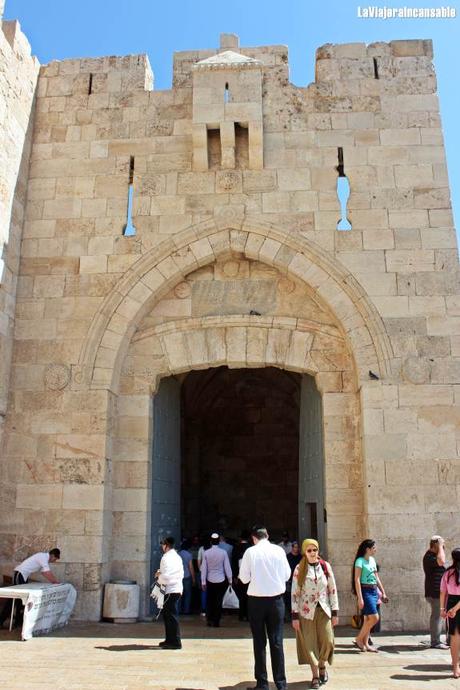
[
  {"left": 298, "top": 375, "right": 327, "bottom": 552},
  {"left": 150, "top": 377, "right": 181, "bottom": 574}
]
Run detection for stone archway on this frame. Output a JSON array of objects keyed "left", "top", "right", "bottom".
[
  {"left": 110, "top": 308, "right": 362, "bottom": 616},
  {"left": 74, "top": 218, "right": 393, "bottom": 395},
  {"left": 80, "top": 220, "right": 385, "bottom": 617}
]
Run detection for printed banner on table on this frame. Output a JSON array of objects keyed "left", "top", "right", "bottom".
[{"left": 22, "top": 584, "right": 77, "bottom": 640}]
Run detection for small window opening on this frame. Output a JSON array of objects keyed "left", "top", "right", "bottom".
[
  {"left": 224, "top": 82, "right": 230, "bottom": 103},
  {"left": 336, "top": 147, "right": 352, "bottom": 231},
  {"left": 88, "top": 73, "right": 93, "bottom": 95},
  {"left": 207, "top": 128, "right": 222, "bottom": 169},
  {"left": 373, "top": 57, "right": 379, "bottom": 80},
  {"left": 235, "top": 123, "right": 249, "bottom": 169},
  {"left": 123, "top": 156, "right": 137, "bottom": 237}
]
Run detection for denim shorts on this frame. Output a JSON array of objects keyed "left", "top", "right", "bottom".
[{"left": 362, "top": 586, "right": 379, "bottom": 615}]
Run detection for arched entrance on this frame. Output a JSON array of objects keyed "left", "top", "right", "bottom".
[
  {"left": 150, "top": 367, "right": 326, "bottom": 571},
  {"left": 75, "top": 220, "right": 390, "bottom": 615}
]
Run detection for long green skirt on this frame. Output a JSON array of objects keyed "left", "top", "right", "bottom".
[{"left": 296, "top": 605, "right": 334, "bottom": 667}]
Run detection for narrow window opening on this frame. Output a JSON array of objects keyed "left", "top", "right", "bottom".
[
  {"left": 224, "top": 82, "right": 230, "bottom": 103},
  {"left": 336, "top": 147, "right": 352, "bottom": 231},
  {"left": 235, "top": 122, "right": 249, "bottom": 169},
  {"left": 207, "top": 128, "right": 221, "bottom": 169},
  {"left": 373, "top": 57, "right": 379, "bottom": 80},
  {"left": 128, "top": 155, "right": 135, "bottom": 185},
  {"left": 123, "top": 156, "right": 137, "bottom": 237},
  {"left": 88, "top": 73, "right": 93, "bottom": 95}
]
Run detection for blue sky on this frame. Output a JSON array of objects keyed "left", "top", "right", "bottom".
[{"left": 5, "top": 0, "right": 460, "bottom": 239}]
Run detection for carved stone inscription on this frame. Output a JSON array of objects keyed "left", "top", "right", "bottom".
[{"left": 191, "top": 280, "right": 277, "bottom": 316}]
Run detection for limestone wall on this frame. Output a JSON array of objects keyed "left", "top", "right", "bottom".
[
  {"left": 0, "top": 19, "right": 38, "bottom": 450},
  {"left": 0, "top": 32, "right": 458, "bottom": 626}
]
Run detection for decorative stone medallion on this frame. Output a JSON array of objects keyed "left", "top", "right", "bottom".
[
  {"left": 401, "top": 356, "right": 431, "bottom": 384},
  {"left": 174, "top": 281, "right": 191, "bottom": 299},
  {"left": 44, "top": 363, "right": 71, "bottom": 391},
  {"left": 278, "top": 277, "right": 295, "bottom": 294}
]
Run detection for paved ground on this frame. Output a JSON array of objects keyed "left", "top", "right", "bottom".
[{"left": 0, "top": 615, "right": 457, "bottom": 690}]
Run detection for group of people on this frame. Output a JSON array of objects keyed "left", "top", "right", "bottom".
[
  {"left": 1, "top": 533, "right": 459, "bottom": 686},
  {"left": 156, "top": 529, "right": 460, "bottom": 688},
  {"left": 423, "top": 535, "right": 460, "bottom": 679},
  {"left": 156, "top": 526, "right": 338, "bottom": 688}
]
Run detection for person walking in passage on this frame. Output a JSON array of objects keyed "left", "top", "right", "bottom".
[
  {"left": 423, "top": 535, "right": 448, "bottom": 649},
  {"left": 156, "top": 536, "right": 184, "bottom": 650},
  {"left": 201, "top": 532, "right": 232, "bottom": 627},
  {"left": 291, "top": 539, "right": 339, "bottom": 689},
  {"left": 352, "top": 539, "right": 388, "bottom": 652},
  {"left": 232, "top": 529, "right": 252, "bottom": 622},
  {"left": 440, "top": 548, "right": 460, "bottom": 679},
  {"left": 178, "top": 539, "right": 195, "bottom": 615},
  {"left": 239, "top": 526, "right": 291, "bottom": 690},
  {"left": 284, "top": 541, "right": 302, "bottom": 622},
  {"left": 0, "top": 548, "right": 61, "bottom": 628}
]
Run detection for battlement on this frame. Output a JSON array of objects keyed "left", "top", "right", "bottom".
[
  {"left": 39, "top": 53, "right": 153, "bottom": 96},
  {"left": 315, "top": 39, "right": 435, "bottom": 89}
]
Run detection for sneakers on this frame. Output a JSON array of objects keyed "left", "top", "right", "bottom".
[{"left": 431, "top": 642, "right": 449, "bottom": 649}]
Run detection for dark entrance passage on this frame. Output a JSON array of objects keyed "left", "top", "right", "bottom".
[
  {"left": 181, "top": 367, "right": 300, "bottom": 541},
  {"left": 150, "top": 367, "right": 326, "bottom": 571}
]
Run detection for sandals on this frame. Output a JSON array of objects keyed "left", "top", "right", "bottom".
[
  {"left": 311, "top": 679, "right": 320, "bottom": 689},
  {"left": 353, "top": 640, "right": 366, "bottom": 652},
  {"left": 319, "top": 667, "right": 328, "bottom": 684}
]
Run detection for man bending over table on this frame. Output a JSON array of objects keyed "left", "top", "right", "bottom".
[{"left": 0, "top": 548, "right": 61, "bottom": 627}]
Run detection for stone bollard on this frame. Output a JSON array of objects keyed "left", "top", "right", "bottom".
[{"left": 102, "top": 580, "right": 140, "bottom": 623}]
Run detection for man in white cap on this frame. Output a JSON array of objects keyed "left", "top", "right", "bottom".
[
  {"left": 201, "top": 532, "right": 232, "bottom": 627},
  {"left": 423, "top": 535, "right": 448, "bottom": 649}
]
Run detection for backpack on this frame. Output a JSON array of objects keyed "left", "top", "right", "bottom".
[{"left": 319, "top": 559, "right": 329, "bottom": 578}]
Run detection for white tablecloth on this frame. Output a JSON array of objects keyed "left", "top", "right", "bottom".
[{"left": 0, "top": 582, "right": 77, "bottom": 640}]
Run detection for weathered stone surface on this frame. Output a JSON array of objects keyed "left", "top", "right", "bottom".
[{"left": 0, "top": 27, "right": 458, "bottom": 630}]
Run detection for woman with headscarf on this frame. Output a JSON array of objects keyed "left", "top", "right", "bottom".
[
  {"left": 440, "top": 547, "right": 460, "bottom": 679},
  {"left": 291, "top": 538, "right": 339, "bottom": 689}
]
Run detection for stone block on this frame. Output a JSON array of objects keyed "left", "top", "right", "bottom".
[
  {"left": 399, "top": 384, "right": 454, "bottom": 407},
  {"left": 62, "top": 485, "right": 105, "bottom": 510},
  {"left": 16, "top": 484, "right": 63, "bottom": 509},
  {"left": 386, "top": 250, "right": 434, "bottom": 272},
  {"left": 80, "top": 255, "right": 108, "bottom": 274},
  {"left": 427, "top": 316, "right": 460, "bottom": 337}
]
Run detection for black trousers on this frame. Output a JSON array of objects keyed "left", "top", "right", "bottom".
[
  {"left": 236, "top": 580, "right": 249, "bottom": 620},
  {"left": 0, "top": 571, "right": 26, "bottom": 626},
  {"left": 248, "top": 594, "right": 287, "bottom": 690},
  {"left": 162, "top": 593, "right": 181, "bottom": 647},
  {"left": 206, "top": 580, "right": 227, "bottom": 626}
]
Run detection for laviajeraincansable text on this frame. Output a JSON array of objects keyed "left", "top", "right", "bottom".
[{"left": 357, "top": 6, "right": 456, "bottom": 19}]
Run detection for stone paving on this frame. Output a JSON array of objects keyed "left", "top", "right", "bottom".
[{"left": 0, "top": 616, "right": 458, "bottom": 690}]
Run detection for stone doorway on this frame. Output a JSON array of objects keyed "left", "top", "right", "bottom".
[{"left": 150, "top": 366, "right": 326, "bottom": 570}]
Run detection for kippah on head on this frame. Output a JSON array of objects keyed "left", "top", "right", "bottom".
[{"left": 211, "top": 532, "right": 219, "bottom": 539}]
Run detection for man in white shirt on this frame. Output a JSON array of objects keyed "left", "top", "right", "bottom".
[
  {"left": 156, "top": 536, "right": 184, "bottom": 650},
  {"left": 239, "top": 526, "right": 291, "bottom": 690},
  {"left": 0, "top": 548, "right": 60, "bottom": 628}
]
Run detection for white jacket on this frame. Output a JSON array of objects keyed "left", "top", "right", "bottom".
[{"left": 158, "top": 549, "right": 184, "bottom": 594}]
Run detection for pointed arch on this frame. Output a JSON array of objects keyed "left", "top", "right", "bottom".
[{"left": 73, "top": 217, "right": 393, "bottom": 393}]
